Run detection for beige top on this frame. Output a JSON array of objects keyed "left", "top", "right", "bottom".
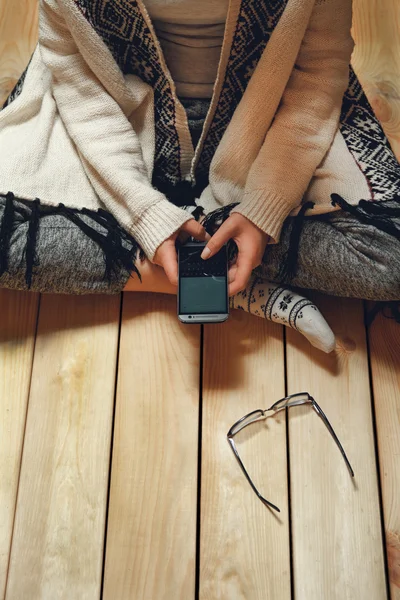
[{"left": 143, "top": 0, "right": 230, "bottom": 98}]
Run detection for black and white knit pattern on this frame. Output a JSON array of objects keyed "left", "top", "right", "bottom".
[
  {"left": 230, "top": 273, "right": 336, "bottom": 353},
  {"left": 1, "top": 49, "right": 35, "bottom": 111},
  {"left": 195, "top": 0, "right": 288, "bottom": 179},
  {"left": 74, "top": 0, "right": 182, "bottom": 187},
  {"left": 74, "top": 0, "right": 289, "bottom": 187},
  {"left": 232, "top": 276, "right": 318, "bottom": 331},
  {"left": 340, "top": 66, "right": 400, "bottom": 201}
]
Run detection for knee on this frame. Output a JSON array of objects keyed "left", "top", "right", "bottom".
[
  {"left": 323, "top": 216, "right": 400, "bottom": 301},
  {"left": 367, "top": 264, "right": 400, "bottom": 301}
]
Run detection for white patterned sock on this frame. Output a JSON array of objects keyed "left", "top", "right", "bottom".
[{"left": 229, "top": 273, "right": 336, "bottom": 353}]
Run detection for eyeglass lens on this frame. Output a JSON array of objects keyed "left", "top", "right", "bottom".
[
  {"left": 269, "top": 392, "right": 311, "bottom": 412},
  {"left": 228, "top": 410, "right": 265, "bottom": 437}
]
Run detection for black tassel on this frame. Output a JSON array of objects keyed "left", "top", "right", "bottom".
[
  {"left": 103, "top": 213, "right": 123, "bottom": 282},
  {"left": 57, "top": 203, "right": 142, "bottom": 284},
  {"left": 24, "top": 198, "right": 40, "bottom": 288},
  {"left": 190, "top": 205, "right": 206, "bottom": 222},
  {"left": 200, "top": 202, "right": 241, "bottom": 263},
  {"left": 276, "top": 201, "right": 315, "bottom": 284},
  {"left": 0, "top": 191, "right": 16, "bottom": 276},
  {"left": 366, "top": 301, "right": 400, "bottom": 327},
  {"left": 1, "top": 193, "right": 145, "bottom": 289},
  {"left": 358, "top": 198, "right": 400, "bottom": 217},
  {"left": 200, "top": 202, "right": 240, "bottom": 233},
  {"left": 80, "top": 207, "right": 143, "bottom": 279},
  {"left": 331, "top": 194, "right": 400, "bottom": 240}
]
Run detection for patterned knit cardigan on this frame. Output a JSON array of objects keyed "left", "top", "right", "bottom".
[{"left": 0, "top": 0, "right": 399, "bottom": 292}]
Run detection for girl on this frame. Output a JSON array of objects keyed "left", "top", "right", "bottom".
[{"left": 0, "top": 0, "right": 399, "bottom": 352}]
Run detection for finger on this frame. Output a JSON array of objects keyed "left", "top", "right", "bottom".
[
  {"left": 228, "top": 253, "right": 254, "bottom": 296},
  {"left": 160, "top": 243, "right": 179, "bottom": 286},
  {"left": 181, "top": 218, "right": 211, "bottom": 242},
  {"left": 200, "top": 219, "right": 235, "bottom": 260},
  {"left": 177, "top": 230, "right": 190, "bottom": 245},
  {"left": 228, "top": 264, "right": 238, "bottom": 284}
]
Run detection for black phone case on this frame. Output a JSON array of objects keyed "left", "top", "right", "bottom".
[{"left": 177, "top": 241, "right": 229, "bottom": 323}]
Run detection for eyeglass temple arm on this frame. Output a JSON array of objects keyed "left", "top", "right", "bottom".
[
  {"left": 227, "top": 436, "right": 281, "bottom": 512},
  {"left": 311, "top": 398, "right": 355, "bottom": 478}
]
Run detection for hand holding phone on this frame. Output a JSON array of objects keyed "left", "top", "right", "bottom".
[
  {"left": 177, "top": 241, "right": 229, "bottom": 324},
  {"left": 199, "top": 212, "right": 270, "bottom": 297},
  {"left": 152, "top": 218, "right": 211, "bottom": 286}
]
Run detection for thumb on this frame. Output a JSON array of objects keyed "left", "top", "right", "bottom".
[{"left": 200, "top": 220, "right": 232, "bottom": 260}]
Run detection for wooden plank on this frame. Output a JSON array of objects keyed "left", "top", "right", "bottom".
[
  {"left": 199, "top": 311, "right": 289, "bottom": 599},
  {"left": 0, "top": 0, "right": 39, "bottom": 105},
  {"left": 286, "top": 295, "right": 387, "bottom": 599},
  {"left": 0, "top": 289, "right": 39, "bottom": 599},
  {"left": 5, "top": 293, "right": 120, "bottom": 600},
  {"left": 103, "top": 293, "right": 201, "bottom": 600},
  {"left": 352, "top": 0, "right": 400, "bottom": 160},
  {"left": 368, "top": 309, "right": 400, "bottom": 599}
]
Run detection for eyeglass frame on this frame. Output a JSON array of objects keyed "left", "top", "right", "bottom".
[{"left": 227, "top": 392, "right": 355, "bottom": 513}]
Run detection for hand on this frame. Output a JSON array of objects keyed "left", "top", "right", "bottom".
[
  {"left": 152, "top": 219, "right": 211, "bottom": 286},
  {"left": 200, "top": 213, "right": 270, "bottom": 296}
]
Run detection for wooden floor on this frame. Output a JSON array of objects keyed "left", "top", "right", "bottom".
[
  {"left": 0, "top": 1, "right": 400, "bottom": 599},
  {"left": 0, "top": 292, "right": 399, "bottom": 599}
]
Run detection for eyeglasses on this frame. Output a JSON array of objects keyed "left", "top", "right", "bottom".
[{"left": 227, "top": 392, "right": 355, "bottom": 513}]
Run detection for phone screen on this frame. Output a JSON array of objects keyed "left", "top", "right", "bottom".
[{"left": 178, "top": 244, "right": 228, "bottom": 315}]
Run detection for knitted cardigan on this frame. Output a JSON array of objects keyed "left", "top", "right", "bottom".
[{"left": 0, "top": 0, "right": 399, "bottom": 280}]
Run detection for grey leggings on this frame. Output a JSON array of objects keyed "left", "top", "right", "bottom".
[{"left": 0, "top": 98, "right": 399, "bottom": 301}]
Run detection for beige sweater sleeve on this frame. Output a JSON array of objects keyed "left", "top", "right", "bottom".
[
  {"left": 39, "top": 0, "right": 194, "bottom": 261},
  {"left": 230, "top": 0, "right": 355, "bottom": 244}
]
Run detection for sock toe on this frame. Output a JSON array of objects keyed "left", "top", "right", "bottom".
[{"left": 296, "top": 307, "right": 336, "bottom": 353}]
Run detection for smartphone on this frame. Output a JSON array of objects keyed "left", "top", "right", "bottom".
[{"left": 177, "top": 240, "right": 229, "bottom": 324}]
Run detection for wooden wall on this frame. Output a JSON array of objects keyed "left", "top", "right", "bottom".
[
  {"left": 352, "top": 0, "right": 400, "bottom": 159},
  {"left": 0, "top": 0, "right": 38, "bottom": 104}
]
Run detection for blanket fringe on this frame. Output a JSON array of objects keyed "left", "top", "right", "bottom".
[
  {"left": 0, "top": 192, "right": 143, "bottom": 290},
  {"left": 365, "top": 300, "right": 400, "bottom": 327},
  {"left": 2, "top": 192, "right": 399, "bottom": 320},
  {"left": 331, "top": 193, "right": 400, "bottom": 326},
  {"left": 276, "top": 201, "right": 315, "bottom": 283},
  {"left": 200, "top": 202, "right": 241, "bottom": 263},
  {"left": 331, "top": 193, "right": 400, "bottom": 240},
  {"left": 25, "top": 199, "right": 40, "bottom": 287},
  {"left": 0, "top": 192, "right": 15, "bottom": 276}
]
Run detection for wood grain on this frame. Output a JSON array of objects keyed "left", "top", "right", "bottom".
[
  {"left": 199, "top": 312, "right": 289, "bottom": 599},
  {"left": 103, "top": 293, "right": 201, "bottom": 600},
  {"left": 5, "top": 294, "right": 120, "bottom": 600},
  {"left": 368, "top": 310, "right": 400, "bottom": 600},
  {"left": 352, "top": 0, "right": 400, "bottom": 160},
  {"left": 286, "top": 296, "right": 387, "bottom": 599},
  {"left": 0, "top": 290, "right": 39, "bottom": 599},
  {"left": 0, "top": 0, "right": 38, "bottom": 106}
]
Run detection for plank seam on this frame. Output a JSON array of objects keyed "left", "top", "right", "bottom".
[
  {"left": 363, "top": 300, "right": 392, "bottom": 600},
  {"left": 284, "top": 326, "right": 295, "bottom": 600},
  {"left": 4, "top": 291, "right": 41, "bottom": 598},
  {"left": 100, "top": 292, "right": 124, "bottom": 599},
  {"left": 195, "top": 323, "right": 204, "bottom": 600}
]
